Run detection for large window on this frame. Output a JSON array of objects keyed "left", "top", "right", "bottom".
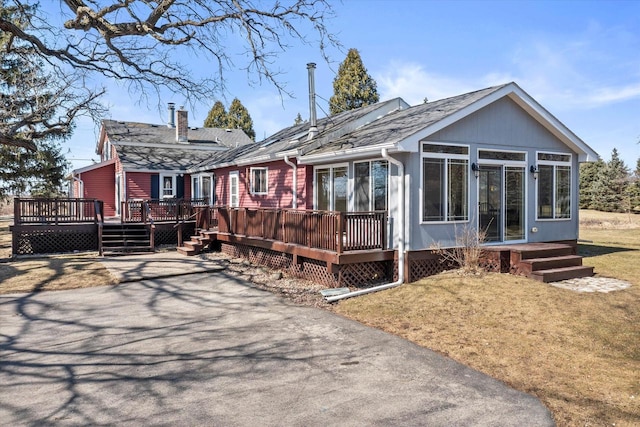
[
  {"left": 354, "top": 160, "right": 388, "bottom": 211},
  {"left": 250, "top": 167, "right": 268, "bottom": 195},
  {"left": 536, "top": 152, "right": 571, "bottom": 219},
  {"left": 315, "top": 165, "right": 347, "bottom": 211},
  {"left": 192, "top": 174, "right": 213, "bottom": 204},
  {"left": 422, "top": 143, "right": 469, "bottom": 222}
]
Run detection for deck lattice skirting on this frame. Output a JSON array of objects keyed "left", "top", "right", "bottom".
[{"left": 220, "top": 242, "right": 397, "bottom": 288}]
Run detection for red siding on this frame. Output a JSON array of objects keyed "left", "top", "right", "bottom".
[
  {"left": 127, "top": 172, "right": 152, "bottom": 200},
  {"left": 213, "top": 160, "right": 311, "bottom": 209},
  {"left": 78, "top": 163, "right": 116, "bottom": 217}
]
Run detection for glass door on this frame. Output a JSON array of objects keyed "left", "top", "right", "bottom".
[
  {"left": 478, "top": 165, "right": 526, "bottom": 242},
  {"left": 478, "top": 166, "right": 502, "bottom": 242}
]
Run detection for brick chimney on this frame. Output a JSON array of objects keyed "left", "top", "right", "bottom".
[{"left": 176, "top": 107, "right": 188, "bottom": 143}]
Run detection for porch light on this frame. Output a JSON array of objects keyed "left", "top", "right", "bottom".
[
  {"left": 530, "top": 165, "right": 539, "bottom": 179},
  {"left": 471, "top": 162, "right": 480, "bottom": 178}
]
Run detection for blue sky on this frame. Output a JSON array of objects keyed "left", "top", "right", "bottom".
[{"left": 60, "top": 0, "right": 640, "bottom": 171}]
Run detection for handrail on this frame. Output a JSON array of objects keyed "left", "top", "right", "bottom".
[
  {"left": 14, "top": 197, "right": 101, "bottom": 224},
  {"left": 216, "top": 206, "right": 387, "bottom": 253}
]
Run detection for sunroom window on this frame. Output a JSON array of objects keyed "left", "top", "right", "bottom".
[
  {"left": 315, "top": 165, "right": 347, "bottom": 211},
  {"left": 422, "top": 143, "right": 469, "bottom": 222},
  {"left": 354, "top": 160, "right": 388, "bottom": 211},
  {"left": 536, "top": 152, "right": 571, "bottom": 219}
]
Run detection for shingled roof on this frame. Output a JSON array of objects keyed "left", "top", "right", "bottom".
[
  {"left": 302, "top": 84, "right": 508, "bottom": 157},
  {"left": 99, "top": 119, "right": 253, "bottom": 172}
]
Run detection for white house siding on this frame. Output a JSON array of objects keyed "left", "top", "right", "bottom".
[{"left": 404, "top": 97, "right": 580, "bottom": 250}]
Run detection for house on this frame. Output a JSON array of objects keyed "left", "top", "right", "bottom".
[
  {"left": 71, "top": 103, "right": 253, "bottom": 217},
  {"left": 185, "top": 81, "right": 598, "bottom": 285}
]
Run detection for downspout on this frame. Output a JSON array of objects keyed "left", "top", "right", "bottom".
[
  {"left": 326, "top": 148, "right": 405, "bottom": 302},
  {"left": 283, "top": 155, "right": 298, "bottom": 209}
]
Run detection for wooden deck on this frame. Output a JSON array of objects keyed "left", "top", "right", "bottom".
[
  {"left": 178, "top": 206, "right": 395, "bottom": 267},
  {"left": 484, "top": 242, "right": 594, "bottom": 282}
]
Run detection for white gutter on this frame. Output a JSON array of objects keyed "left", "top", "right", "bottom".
[
  {"left": 326, "top": 148, "right": 405, "bottom": 302},
  {"left": 283, "top": 155, "right": 298, "bottom": 208}
]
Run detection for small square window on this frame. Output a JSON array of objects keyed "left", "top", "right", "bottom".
[{"left": 250, "top": 168, "right": 268, "bottom": 195}]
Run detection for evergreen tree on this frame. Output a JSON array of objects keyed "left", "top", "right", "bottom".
[
  {"left": 0, "top": 5, "right": 71, "bottom": 199},
  {"left": 590, "top": 149, "right": 630, "bottom": 212},
  {"left": 227, "top": 98, "right": 255, "bottom": 140},
  {"left": 293, "top": 113, "right": 304, "bottom": 126},
  {"left": 579, "top": 160, "right": 605, "bottom": 209},
  {"left": 329, "top": 48, "right": 379, "bottom": 115},
  {"left": 203, "top": 101, "right": 228, "bottom": 128}
]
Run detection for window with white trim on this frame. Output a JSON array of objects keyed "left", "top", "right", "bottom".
[
  {"left": 160, "top": 174, "right": 176, "bottom": 198},
  {"left": 314, "top": 165, "right": 348, "bottom": 211},
  {"left": 536, "top": 152, "right": 571, "bottom": 219},
  {"left": 250, "top": 167, "right": 268, "bottom": 195},
  {"left": 422, "top": 143, "right": 469, "bottom": 222},
  {"left": 354, "top": 160, "right": 388, "bottom": 211}
]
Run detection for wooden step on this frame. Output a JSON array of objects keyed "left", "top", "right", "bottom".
[
  {"left": 177, "top": 246, "right": 197, "bottom": 256},
  {"left": 529, "top": 266, "right": 594, "bottom": 283},
  {"left": 515, "top": 245, "right": 574, "bottom": 260},
  {"left": 183, "top": 241, "right": 203, "bottom": 251},
  {"left": 517, "top": 255, "right": 583, "bottom": 275}
]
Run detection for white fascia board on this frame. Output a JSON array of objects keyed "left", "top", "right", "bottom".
[
  {"left": 96, "top": 125, "right": 107, "bottom": 155},
  {"left": 112, "top": 140, "right": 228, "bottom": 151},
  {"left": 298, "top": 143, "right": 399, "bottom": 165},
  {"left": 73, "top": 158, "right": 116, "bottom": 174}
]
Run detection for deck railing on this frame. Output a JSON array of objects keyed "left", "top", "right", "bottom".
[
  {"left": 13, "top": 197, "right": 103, "bottom": 225},
  {"left": 122, "top": 198, "right": 208, "bottom": 223},
  {"left": 216, "top": 207, "right": 387, "bottom": 253}
]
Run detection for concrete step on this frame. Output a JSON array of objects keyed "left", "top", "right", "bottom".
[{"left": 529, "top": 265, "right": 594, "bottom": 283}]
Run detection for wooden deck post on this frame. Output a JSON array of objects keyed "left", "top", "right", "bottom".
[
  {"left": 336, "top": 212, "right": 344, "bottom": 254},
  {"left": 14, "top": 197, "right": 20, "bottom": 226}
]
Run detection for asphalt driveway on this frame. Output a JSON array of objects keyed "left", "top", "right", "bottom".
[{"left": 0, "top": 271, "right": 554, "bottom": 426}]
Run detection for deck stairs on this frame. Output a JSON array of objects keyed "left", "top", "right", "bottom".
[
  {"left": 101, "top": 224, "right": 153, "bottom": 255},
  {"left": 177, "top": 230, "right": 217, "bottom": 256},
  {"left": 507, "top": 243, "right": 594, "bottom": 283}
]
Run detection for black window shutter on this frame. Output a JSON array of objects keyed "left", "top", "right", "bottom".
[
  {"left": 176, "top": 175, "right": 184, "bottom": 198},
  {"left": 151, "top": 175, "right": 159, "bottom": 199}
]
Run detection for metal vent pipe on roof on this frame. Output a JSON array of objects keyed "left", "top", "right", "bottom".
[
  {"left": 307, "top": 63, "right": 318, "bottom": 140},
  {"left": 167, "top": 102, "right": 176, "bottom": 128}
]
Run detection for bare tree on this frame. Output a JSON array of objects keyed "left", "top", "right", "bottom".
[{"left": 0, "top": 0, "right": 337, "bottom": 149}]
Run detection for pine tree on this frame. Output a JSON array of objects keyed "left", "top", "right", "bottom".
[
  {"left": 579, "top": 160, "right": 605, "bottom": 209},
  {"left": 329, "top": 48, "right": 379, "bottom": 115},
  {"left": 590, "top": 149, "right": 630, "bottom": 212},
  {"left": 227, "top": 98, "right": 255, "bottom": 140},
  {"left": 0, "top": 5, "right": 70, "bottom": 199},
  {"left": 293, "top": 113, "right": 304, "bottom": 126},
  {"left": 203, "top": 101, "right": 228, "bottom": 128}
]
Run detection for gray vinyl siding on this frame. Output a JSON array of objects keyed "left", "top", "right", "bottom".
[{"left": 404, "top": 97, "right": 580, "bottom": 250}]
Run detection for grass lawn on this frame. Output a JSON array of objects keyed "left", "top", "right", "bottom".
[
  {"left": 0, "top": 219, "right": 117, "bottom": 293},
  {"left": 334, "top": 210, "right": 640, "bottom": 426}
]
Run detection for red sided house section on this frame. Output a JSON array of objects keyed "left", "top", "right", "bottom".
[
  {"left": 72, "top": 160, "right": 117, "bottom": 217},
  {"left": 214, "top": 160, "right": 312, "bottom": 209}
]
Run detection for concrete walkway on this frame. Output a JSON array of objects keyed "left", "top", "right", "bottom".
[
  {"left": 99, "top": 251, "right": 226, "bottom": 283},
  {"left": 0, "top": 269, "right": 554, "bottom": 426}
]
